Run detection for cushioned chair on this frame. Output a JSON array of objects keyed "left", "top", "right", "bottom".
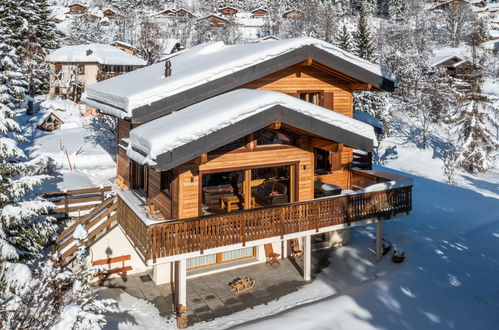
[
  {"left": 252, "top": 181, "right": 288, "bottom": 206},
  {"left": 202, "top": 184, "right": 234, "bottom": 206}
]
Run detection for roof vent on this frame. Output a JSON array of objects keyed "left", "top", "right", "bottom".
[
  {"left": 164, "top": 59, "right": 172, "bottom": 77},
  {"left": 86, "top": 49, "right": 93, "bottom": 56}
]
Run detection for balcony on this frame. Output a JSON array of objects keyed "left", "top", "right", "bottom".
[{"left": 117, "top": 170, "right": 412, "bottom": 263}]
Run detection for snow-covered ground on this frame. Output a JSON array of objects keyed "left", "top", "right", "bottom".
[{"left": 18, "top": 98, "right": 116, "bottom": 193}]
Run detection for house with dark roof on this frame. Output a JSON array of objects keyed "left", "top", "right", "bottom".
[{"left": 75, "top": 37, "right": 411, "bottom": 326}]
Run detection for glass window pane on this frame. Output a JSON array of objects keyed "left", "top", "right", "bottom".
[
  {"left": 187, "top": 253, "right": 217, "bottom": 269},
  {"left": 221, "top": 247, "right": 254, "bottom": 262}
]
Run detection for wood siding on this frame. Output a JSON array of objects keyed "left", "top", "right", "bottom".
[
  {"left": 240, "top": 64, "right": 353, "bottom": 117},
  {"left": 147, "top": 169, "right": 173, "bottom": 219}
]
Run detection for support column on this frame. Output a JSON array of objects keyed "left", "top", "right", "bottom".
[
  {"left": 375, "top": 220, "right": 382, "bottom": 262},
  {"left": 303, "top": 235, "right": 311, "bottom": 281},
  {"left": 177, "top": 259, "right": 187, "bottom": 308}
]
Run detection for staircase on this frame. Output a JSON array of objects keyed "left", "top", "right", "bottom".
[{"left": 55, "top": 194, "right": 118, "bottom": 265}]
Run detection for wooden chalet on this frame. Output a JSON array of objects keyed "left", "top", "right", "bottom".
[
  {"left": 219, "top": 6, "right": 238, "bottom": 17},
  {"left": 81, "top": 38, "right": 412, "bottom": 325},
  {"left": 102, "top": 8, "right": 121, "bottom": 19},
  {"left": 110, "top": 41, "right": 138, "bottom": 55},
  {"left": 153, "top": 8, "right": 176, "bottom": 18},
  {"left": 432, "top": 55, "right": 476, "bottom": 81},
  {"left": 251, "top": 8, "right": 269, "bottom": 17},
  {"left": 201, "top": 14, "right": 230, "bottom": 27},
  {"left": 282, "top": 9, "right": 304, "bottom": 19},
  {"left": 175, "top": 8, "right": 196, "bottom": 19},
  {"left": 431, "top": 0, "right": 470, "bottom": 10},
  {"left": 67, "top": 3, "right": 87, "bottom": 14}
]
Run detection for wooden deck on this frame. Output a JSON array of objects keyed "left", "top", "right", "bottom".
[{"left": 118, "top": 170, "right": 412, "bottom": 262}]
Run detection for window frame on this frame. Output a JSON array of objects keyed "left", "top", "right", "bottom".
[{"left": 298, "top": 90, "right": 324, "bottom": 107}]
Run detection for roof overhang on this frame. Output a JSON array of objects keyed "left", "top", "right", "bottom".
[
  {"left": 123, "top": 45, "right": 396, "bottom": 124},
  {"left": 127, "top": 90, "right": 376, "bottom": 171}
]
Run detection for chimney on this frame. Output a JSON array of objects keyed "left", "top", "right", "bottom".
[
  {"left": 86, "top": 49, "right": 93, "bottom": 56},
  {"left": 164, "top": 59, "right": 172, "bottom": 77}
]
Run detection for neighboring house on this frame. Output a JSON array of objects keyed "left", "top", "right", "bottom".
[
  {"left": 251, "top": 8, "right": 269, "bottom": 17},
  {"left": 46, "top": 44, "right": 146, "bottom": 102},
  {"left": 79, "top": 37, "right": 412, "bottom": 325},
  {"left": 110, "top": 41, "right": 138, "bottom": 55},
  {"left": 282, "top": 9, "right": 304, "bottom": 19},
  {"left": 152, "top": 8, "right": 177, "bottom": 19},
  {"left": 102, "top": 8, "right": 119, "bottom": 19},
  {"left": 201, "top": 14, "right": 230, "bottom": 26},
  {"left": 431, "top": 54, "right": 477, "bottom": 81},
  {"left": 163, "top": 38, "right": 184, "bottom": 55},
  {"left": 175, "top": 8, "right": 197, "bottom": 19},
  {"left": 430, "top": 0, "right": 470, "bottom": 10},
  {"left": 66, "top": 2, "right": 87, "bottom": 14},
  {"left": 219, "top": 6, "right": 238, "bottom": 17}
]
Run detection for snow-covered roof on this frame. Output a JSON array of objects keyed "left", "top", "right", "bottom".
[
  {"left": 46, "top": 44, "right": 146, "bottom": 66},
  {"left": 82, "top": 37, "right": 397, "bottom": 121},
  {"left": 353, "top": 110, "right": 384, "bottom": 134},
  {"left": 127, "top": 89, "right": 377, "bottom": 170},
  {"left": 110, "top": 41, "right": 137, "bottom": 50},
  {"left": 431, "top": 54, "right": 465, "bottom": 66},
  {"left": 163, "top": 38, "right": 181, "bottom": 55}
]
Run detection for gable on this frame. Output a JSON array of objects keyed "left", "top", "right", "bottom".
[
  {"left": 82, "top": 38, "right": 396, "bottom": 123},
  {"left": 126, "top": 89, "right": 375, "bottom": 171}
]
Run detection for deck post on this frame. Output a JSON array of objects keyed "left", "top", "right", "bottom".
[
  {"left": 177, "top": 259, "right": 187, "bottom": 308},
  {"left": 375, "top": 219, "right": 382, "bottom": 262},
  {"left": 303, "top": 235, "right": 311, "bottom": 281}
]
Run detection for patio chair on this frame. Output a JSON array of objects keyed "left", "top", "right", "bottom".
[
  {"left": 290, "top": 238, "right": 303, "bottom": 261},
  {"left": 264, "top": 243, "right": 280, "bottom": 266}
]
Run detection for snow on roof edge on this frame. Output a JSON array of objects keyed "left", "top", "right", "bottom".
[
  {"left": 85, "top": 37, "right": 397, "bottom": 117},
  {"left": 127, "top": 89, "right": 377, "bottom": 165}
]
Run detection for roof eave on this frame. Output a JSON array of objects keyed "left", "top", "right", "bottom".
[
  {"left": 145, "top": 105, "right": 373, "bottom": 171},
  {"left": 129, "top": 45, "right": 396, "bottom": 123}
]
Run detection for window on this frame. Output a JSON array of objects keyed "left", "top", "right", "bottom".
[
  {"left": 160, "top": 170, "right": 173, "bottom": 196},
  {"left": 216, "top": 137, "right": 246, "bottom": 151},
  {"left": 132, "top": 162, "right": 148, "bottom": 196},
  {"left": 256, "top": 128, "right": 297, "bottom": 146},
  {"left": 55, "top": 63, "right": 62, "bottom": 74},
  {"left": 314, "top": 148, "right": 331, "bottom": 174},
  {"left": 77, "top": 64, "right": 85, "bottom": 75},
  {"left": 299, "top": 91, "right": 323, "bottom": 106}
]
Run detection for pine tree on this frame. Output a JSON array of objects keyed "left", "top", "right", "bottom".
[
  {"left": 0, "top": 21, "right": 55, "bottom": 303},
  {"left": 353, "top": 91, "right": 391, "bottom": 135},
  {"left": 337, "top": 23, "right": 352, "bottom": 52},
  {"left": 388, "top": 0, "right": 405, "bottom": 21},
  {"left": 354, "top": 6, "right": 376, "bottom": 61}
]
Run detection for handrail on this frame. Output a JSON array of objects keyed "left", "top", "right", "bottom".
[{"left": 117, "top": 170, "right": 413, "bottom": 263}]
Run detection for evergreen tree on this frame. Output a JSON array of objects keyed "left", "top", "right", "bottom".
[
  {"left": 388, "top": 0, "right": 405, "bottom": 21},
  {"left": 354, "top": 6, "right": 376, "bottom": 61},
  {"left": 0, "top": 21, "right": 55, "bottom": 304},
  {"left": 337, "top": 23, "right": 352, "bottom": 52}
]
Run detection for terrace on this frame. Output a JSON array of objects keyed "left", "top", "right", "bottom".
[{"left": 117, "top": 169, "right": 412, "bottom": 263}]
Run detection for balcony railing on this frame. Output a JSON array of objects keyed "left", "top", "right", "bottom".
[{"left": 118, "top": 170, "right": 413, "bottom": 262}]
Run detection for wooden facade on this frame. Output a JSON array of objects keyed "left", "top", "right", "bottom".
[{"left": 116, "top": 60, "right": 374, "bottom": 221}]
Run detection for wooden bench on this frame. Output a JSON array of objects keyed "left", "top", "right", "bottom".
[
  {"left": 264, "top": 243, "right": 280, "bottom": 266},
  {"left": 92, "top": 255, "right": 132, "bottom": 282}
]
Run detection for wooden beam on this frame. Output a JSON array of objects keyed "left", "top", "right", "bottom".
[
  {"left": 309, "top": 137, "right": 339, "bottom": 152},
  {"left": 349, "top": 83, "right": 372, "bottom": 90},
  {"left": 266, "top": 120, "right": 282, "bottom": 130},
  {"left": 197, "top": 153, "right": 208, "bottom": 165}
]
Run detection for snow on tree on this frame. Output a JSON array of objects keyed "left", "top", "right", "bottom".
[
  {"left": 0, "top": 13, "right": 57, "bottom": 315},
  {"left": 353, "top": 6, "right": 376, "bottom": 61},
  {"left": 52, "top": 239, "right": 118, "bottom": 330},
  {"left": 353, "top": 91, "right": 391, "bottom": 135},
  {"left": 337, "top": 23, "right": 352, "bottom": 52},
  {"left": 137, "top": 21, "right": 166, "bottom": 64},
  {"left": 388, "top": 0, "right": 405, "bottom": 21},
  {"left": 448, "top": 97, "right": 499, "bottom": 173}
]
